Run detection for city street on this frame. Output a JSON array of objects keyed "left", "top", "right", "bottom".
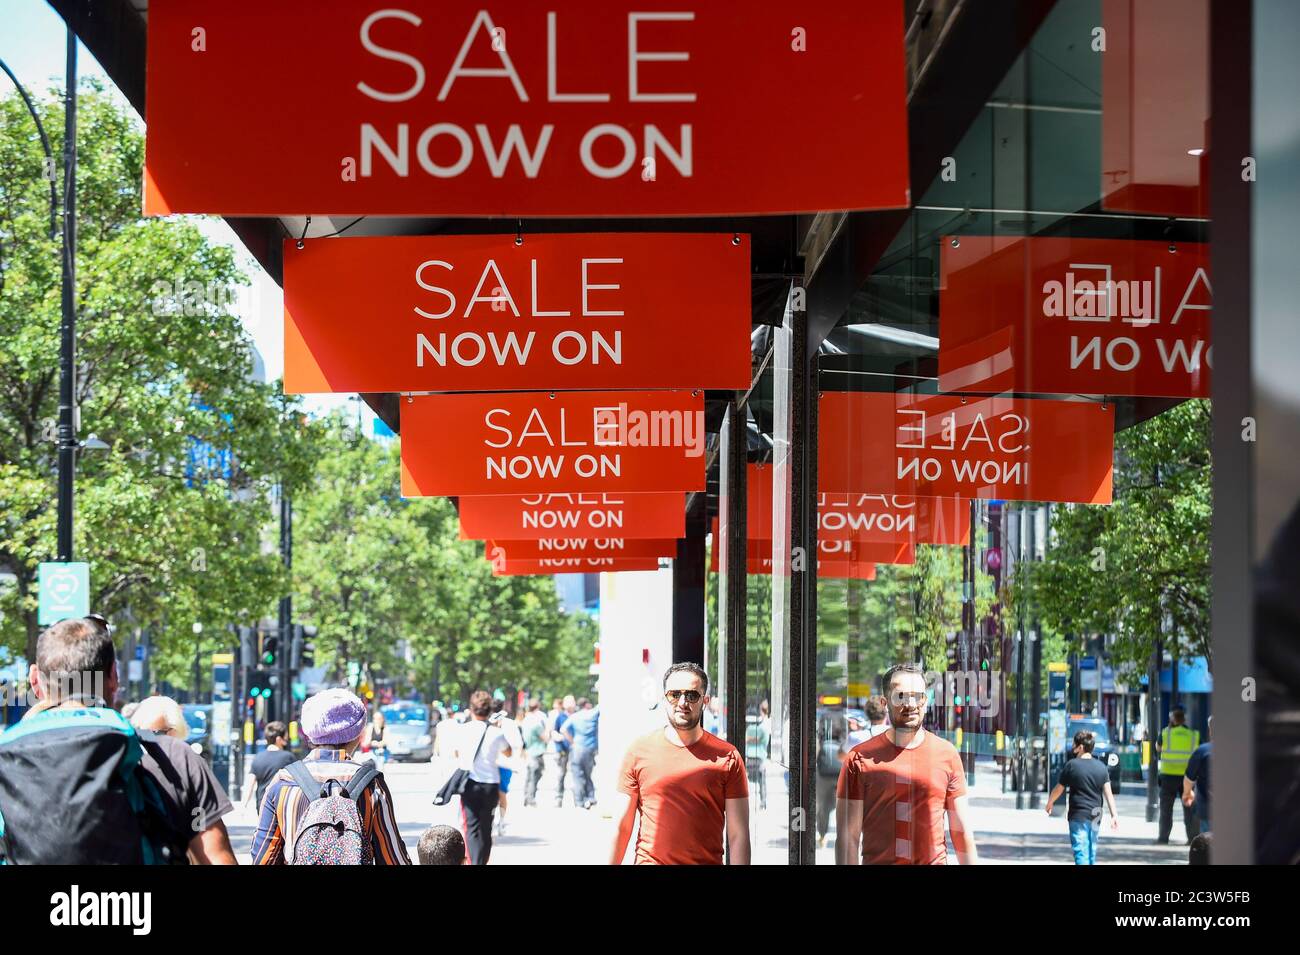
[{"left": 226, "top": 754, "right": 1192, "bottom": 866}]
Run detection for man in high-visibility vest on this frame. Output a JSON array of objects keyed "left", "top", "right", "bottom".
[{"left": 1155, "top": 707, "right": 1200, "bottom": 844}]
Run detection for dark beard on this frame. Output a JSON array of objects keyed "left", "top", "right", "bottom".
[{"left": 671, "top": 710, "right": 701, "bottom": 730}]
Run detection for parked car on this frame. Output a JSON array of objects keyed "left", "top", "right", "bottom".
[
  {"left": 182, "top": 704, "right": 213, "bottom": 764},
  {"left": 380, "top": 702, "right": 433, "bottom": 762},
  {"left": 1064, "top": 715, "right": 1122, "bottom": 793}
]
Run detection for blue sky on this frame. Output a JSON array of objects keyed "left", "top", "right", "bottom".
[{"left": 0, "top": 1, "right": 354, "bottom": 418}]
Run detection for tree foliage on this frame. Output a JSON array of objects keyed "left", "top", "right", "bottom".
[
  {"left": 0, "top": 84, "right": 320, "bottom": 678},
  {"left": 1024, "top": 400, "right": 1211, "bottom": 673},
  {"left": 293, "top": 416, "right": 595, "bottom": 705}
]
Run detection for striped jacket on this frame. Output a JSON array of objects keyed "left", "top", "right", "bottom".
[{"left": 250, "top": 748, "right": 410, "bottom": 864}]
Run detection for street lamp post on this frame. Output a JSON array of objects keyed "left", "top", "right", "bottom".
[
  {"left": 57, "top": 27, "right": 78, "bottom": 563},
  {"left": 1, "top": 30, "right": 78, "bottom": 566}
]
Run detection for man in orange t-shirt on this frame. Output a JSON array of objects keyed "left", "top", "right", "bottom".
[
  {"left": 836, "top": 663, "right": 979, "bottom": 865},
  {"left": 610, "top": 663, "right": 751, "bottom": 865}
]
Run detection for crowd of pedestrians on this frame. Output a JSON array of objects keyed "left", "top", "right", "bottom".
[{"left": 0, "top": 615, "right": 1214, "bottom": 866}]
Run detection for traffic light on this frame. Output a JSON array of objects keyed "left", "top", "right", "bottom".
[
  {"left": 238, "top": 626, "right": 257, "bottom": 668},
  {"left": 262, "top": 633, "right": 279, "bottom": 666},
  {"left": 291, "top": 624, "right": 317, "bottom": 669}
]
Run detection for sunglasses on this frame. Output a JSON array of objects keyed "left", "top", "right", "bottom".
[
  {"left": 890, "top": 692, "right": 928, "bottom": 706},
  {"left": 665, "top": 689, "right": 703, "bottom": 705},
  {"left": 85, "top": 613, "right": 112, "bottom": 634}
]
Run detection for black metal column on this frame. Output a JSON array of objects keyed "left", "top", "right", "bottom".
[
  {"left": 278, "top": 491, "right": 292, "bottom": 725},
  {"left": 672, "top": 498, "right": 707, "bottom": 665},
  {"left": 722, "top": 398, "right": 748, "bottom": 751},
  {"left": 788, "top": 305, "right": 818, "bottom": 865},
  {"left": 1208, "top": 0, "right": 1254, "bottom": 866}
]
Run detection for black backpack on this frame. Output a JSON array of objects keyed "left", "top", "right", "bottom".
[{"left": 0, "top": 706, "right": 189, "bottom": 865}]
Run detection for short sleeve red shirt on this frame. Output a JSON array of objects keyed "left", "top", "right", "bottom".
[
  {"left": 617, "top": 728, "right": 749, "bottom": 865},
  {"left": 836, "top": 730, "right": 967, "bottom": 865}
]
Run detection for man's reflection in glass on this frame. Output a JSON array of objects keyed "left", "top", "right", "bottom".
[{"left": 835, "top": 664, "right": 979, "bottom": 865}]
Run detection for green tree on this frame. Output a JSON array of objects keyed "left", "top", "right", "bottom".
[
  {"left": 0, "top": 84, "right": 319, "bottom": 673},
  {"left": 292, "top": 416, "right": 595, "bottom": 704},
  {"left": 1026, "top": 399, "right": 1211, "bottom": 674}
]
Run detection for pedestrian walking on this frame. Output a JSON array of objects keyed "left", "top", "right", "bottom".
[
  {"left": 550, "top": 696, "right": 575, "bottom": 807},
  {"left": 418, "top": 824, "right": 467, "bottom": 865},
  {"left": 564, "top": 697, "right": 600, "bottom": 808},
  {"left": 128, "top": 695, "right": 189, "bottom": 739},
  {"left": 836, "top": 663, "right": 979, "bottom": 865},
  {"left": 242, "top": 721, "right": 298, "bottom": 814},
  {"left": 610, "top": 663, "right": 750, "bottom": 865},
  {"left": 0, "top": 616, "right": 236, "bottom": 864},
  {"left": 814, "top": 708, "right": 845, "bottom": 848},
  {"left": 743, "top": 702, "right": 770, "bottom": 811},
  {"left": 521, "top": 699, "right": 550, "bottom": 807},
  {"left": 364, "top": 706, "right": 389, "bottom": 769},
  {"left": 850, "top": 695, "right": 890, "bottom": 746},
  {"left": 250, "top": 687, "right": 409, "bottom": 864},
  {"left": 1045, "top": 730, "right": 1119, "bottom": 864},
  {"left": 1155, "top": 706, "right": 1201, "bottom": 844},
  {"left": 493, "top": 700, "right": 525, "bottom": 836},
  {"left": 448, "top": 690, "right": 521, "bottom": 864},
  {"left": 1183, "top": 716, "right": 1212, "bottom": 834}
]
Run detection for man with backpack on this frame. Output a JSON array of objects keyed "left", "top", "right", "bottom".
[
  {"left": 0, "top": 616, "right": 236, "bottom": 864},
  {"left": 250, "top": 687, "right": 410, "bottom": 864}
]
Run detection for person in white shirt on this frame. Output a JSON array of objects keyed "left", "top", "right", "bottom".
[
  {"left": 842, "top": 695, "right": 891, "bottom": 754},
  {"left": 449, "top": 690, "right": 521, "bottom": 864}
]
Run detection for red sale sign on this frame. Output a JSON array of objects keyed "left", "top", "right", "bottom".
[
  {"left": 492, "top": 556, "right": 660, "bottom": 575},
  {"left": 484, "top": 538, "right": 677, "bottom": 560},
  {"left": 938, "top": 236, "right": 1210, "bottom": 398},
  {"left": 144, "top": 2, "right": 909, "bottom": 216},
  {"left": 747, "top": 464, "right": 971, "bottom": 545},
  {"left": 284, "top": 233, "right": 751, "bottom": 393},
  {"left": 819, "top": 392, "right": 1114, "bottom": 504},
  {"left": 459, "top": 492, "right": 684, "bottom": 540},
  {"left": 402, "top": 390, "right": 706, "bottom": 496}
]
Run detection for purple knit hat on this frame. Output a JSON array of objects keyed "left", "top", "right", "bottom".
[{"left": 300, "top": 688, "right": 367, "bottom": 745}]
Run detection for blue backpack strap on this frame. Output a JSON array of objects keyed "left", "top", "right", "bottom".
[
  {"left": 286, "top": 760, "right": 326, "bottom": 801},
  {"left": 343, "top": 763, "right": 379, "bottom": 806}
]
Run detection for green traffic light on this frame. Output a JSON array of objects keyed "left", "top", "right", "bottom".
[
  {"left": 263, "top": 652, "right": 275, "bottom": 665},
  {"left": 263, "top": 687, "right": 273, "bottom": 698},
  {"left": 250, "top": 687, "right": 262, "bottom": 698}
]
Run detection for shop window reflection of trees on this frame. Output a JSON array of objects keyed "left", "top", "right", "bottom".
[
  {"left": 817, "top": 545, "right": 997, "bottom": 697},
  {"left": 1024, "top": 400, "right": 1211, "bottom": 677}
]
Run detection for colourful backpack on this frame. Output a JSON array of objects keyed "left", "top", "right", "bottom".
[{"left": 285, "top": 760, "right": 379, "bottom": 865}]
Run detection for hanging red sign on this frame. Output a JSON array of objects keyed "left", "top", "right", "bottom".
[
  {"left": 402, "top": 390, "right": 706, "bottom": 496},
  {"left": 1100, "top": 0, "right": 1208, "bottom": 218},
  {"left": 747, "top": 464, "right": 972, "bottom": 545},
  {"left": 459, "top": 492, "right": 684, "bottom": 540},
  {"left": 492, "top": 556, "right": 660, "bottom": 575},
  {"left": 143, "top": 2, "right": 909, "bottom": 217},
  {"left": 938, "top": 236, "right": 1210, "bottom": 398},
  {"left": 818, "top": 392, "right": 1114, "bottom": 504},
  {"left": 284, "top": 233, "right": 751, "bottom": 393},
  {"left": 484, "top": 538, "right": 677, "bottom": 560}
]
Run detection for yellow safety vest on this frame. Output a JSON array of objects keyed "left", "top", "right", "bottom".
[{"left": 1158, "top": 725, "right": 1200, "bottom": 776}]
